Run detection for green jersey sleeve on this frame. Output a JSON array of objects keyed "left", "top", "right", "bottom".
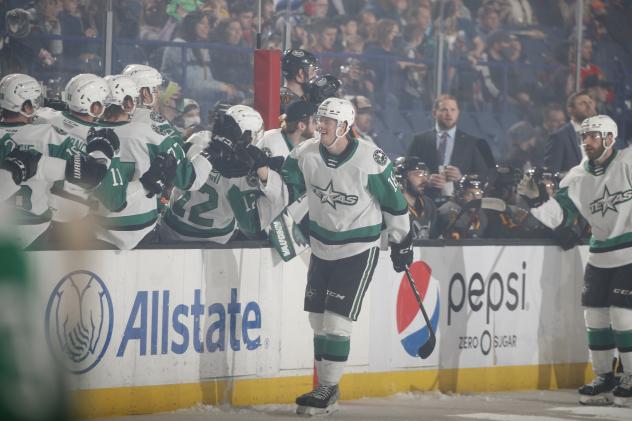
[
  {"left": 281, "top": 156, "right": 306, "bottom": 203},
  {"left": 367, "top": 163, "right": 408, "bottom": 215},
  {"left": 227, "top": 185, "right": 261, "bottom": 235},
  {"left": 92, "top": 159, "right": 133, "bottom": 212},
  {"left": 553, "top": 187, "right": 580, "bottom": 228},
  {"left": 148, "top": 130, "right": 196, "bottom": 190}
]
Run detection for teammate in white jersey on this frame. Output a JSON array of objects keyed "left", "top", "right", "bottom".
[
  {"left": 519, "top": 115, "right": 632, "bottom": 406},
  {"left": 280, "top": 98, "right": 412, "bottom": 415},
  {"left": 122, "top": 64, "right": 175, "bottom": 133},
  {"left": 0, "top": 74, "right": 107, "bottom": 247},
  {"left": 160, "top": 105, "right": 286, "bottom": 243},
  {"left": 257, "top": 100, "right": 317, "bottom": 159}
]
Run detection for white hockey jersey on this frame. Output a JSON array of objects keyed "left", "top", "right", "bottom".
[
  {"left": 531, "top": 147, "right": 632, "bottom": 268},
  {"left": 0, "top": 122, "right": 73, "bottom": 246},
  {"left": 160, "top": 168, "right": 286, "bottom": 244},
  {"left": 257, "top": 128, "right": 295, "bottom": 158},
  {"left": 282, "top": 137, "right": 410, "bottom": 260}
]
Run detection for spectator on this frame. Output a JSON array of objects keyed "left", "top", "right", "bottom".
[
  {"left": 501, "top": 121, "right": 541, "bottom": 171},
  {"left": 210, "top": 18, "right": 252, "bottom": 95},
  {"left": 584, "top": 75, "right": 613, "bottom": 116},
  {"left": 139, "top": 0, "right": 169, "bottom": 41},
  {"left": 160, "top": 11, "right": 239, "bottom": 120},
  {"left": 489, "top": 0, "right": 536, "bottom": 26},
  {"left": 159, "top": 0, "right": 200, "bottom": 41},
  {"left": 541, "top": 103, "right": 566, "bottom": 135},
  {"left": 364, "top": 19, "right": 404, "bottom": 105},
  {"left": 358, "top": 9, "right": 378, "bottom": 40},
  {"left": 475, "top": 5, "right": 502, "bottom": 41},
  {"left": 544, "top": 90, "right": 596, "bottom": 172},
  {"left": 337, "top": 58, "right": 375, "bottom": 97},
  {"left": 36, "top": 0, "right": 63, "bottom": 58},
  {"left": 408, "top": 95, "right": 492, "bottom": 200},
  {"left": 231, "top": 2, "right": 255, "bottom": 47},
  {"left": 348, "top": 95, "right": 377, "bottom": 145},
  {"left": 172, "top": 98, "right": 202, "bottom": 140},
  {"left": 363, "top": 0, "right": 409, "bottom": 28},
  {"left": 308, "top": 18, "right": 339, "bottom": 73},
  {"left": 58, "top": 0, "right": 99, "bottom": 70},
  {"left": 567, "top": 38, "right": 606, "bottom": 94},
  {"left": 405, "top": 6, "right": 435, "bottom": 58}
]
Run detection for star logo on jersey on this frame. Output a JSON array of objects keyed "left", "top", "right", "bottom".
[
  {"left": 311, "top": 180, "right": 358, "bottom": 209},
  {"left": 589, "top": 185, "right": 632, "bottom": 216}
]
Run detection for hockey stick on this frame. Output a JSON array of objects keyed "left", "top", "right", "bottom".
[{"left": 404, "top": 266, "right": 436, "bottom": 359}]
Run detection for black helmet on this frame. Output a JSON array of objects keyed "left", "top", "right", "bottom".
[
  {"left": 282, "top": 49, "right": 320, "bottom": 80},
  {"left": 455, "top": 174, "right": 484, "bottom": 198},
  {"left": 304, "top": 74, "right": 342, "bottom": 105},
  {"left": 6, "top": 8, "right": 31, "bottom": 39},
  {"left": 393, "top": 156, "right": 429, "bottom": 190}
]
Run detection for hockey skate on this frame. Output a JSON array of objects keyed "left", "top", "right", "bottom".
[
  {"left": 613, "top": 374, "right": 632, "bottom": 407},
  {"left": 578, "top": 372, "right": 617, "bottom": 405},
  {"left": 296, "top": 384, "right": 340, "bottom": 416}
]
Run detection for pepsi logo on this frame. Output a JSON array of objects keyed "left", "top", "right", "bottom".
[{"left": 396, "top": 261, "right": 440, "bottom": 357}]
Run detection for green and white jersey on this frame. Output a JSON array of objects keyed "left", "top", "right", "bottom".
[
  {"left": 257, "top": 128, "right": 295, "bottom": 158},
  {"left": 0, "top": 122, "right": 74, "bottom": 246},
  {"left": 0, "top": 169, "right": 19, "bottom": 201},
  {"left": 132, "top": 108, "right": 177, "bottom": 135},
  {"left": 33, "top": 109, "right": 130, "bottom": 220},
  {"left": 282, "top": 137, "right": 410, "bottom": 260},
  {"left": 531, "top": 148, "right": 632, "bottom": 268},
  {"left": 160, "top": 168, "right": 286, "bottom": 244}
]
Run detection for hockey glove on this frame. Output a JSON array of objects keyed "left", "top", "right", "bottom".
[
  {"left": 390, "top": 233, "right": 413, "bottom": 273},
  {"left": 140, "top": 153, "right": 178, "bottom": 197},
  {"left": 86, "top": 127, "right": 120, "bottom": 160},
  {"left": 517, "top": 173, "right": 548, "bottom": 208},
  {"left": 65, "top": 153, "right": 107, "bottom": 189},
  {"left": 2, "top": 149, "right": 42, "bottom": 185}
]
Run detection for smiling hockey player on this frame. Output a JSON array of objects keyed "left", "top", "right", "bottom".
[
  {"left": 519, "top": 115, "right": 632, "bottom": 407},
  {"left": 281, "top": 97, "right": 412, "bottom": 415}
]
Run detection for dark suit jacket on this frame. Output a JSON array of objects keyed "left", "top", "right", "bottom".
[
  {"left": 544, "top": 122, "right": 582, "bottom": 172},
  {"left": 407, "top": 128, "right": 492, "bottom": 197}
]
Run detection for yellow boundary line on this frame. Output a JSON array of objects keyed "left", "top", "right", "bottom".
[{"left": 74, "top": 363, "right": 593, "bottom": 419}]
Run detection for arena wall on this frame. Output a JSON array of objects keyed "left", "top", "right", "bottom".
[{"left": 30, "top": 245, "right": 593, "bottom": 418}]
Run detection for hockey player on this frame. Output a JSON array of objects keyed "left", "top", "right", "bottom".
[
  {"left": 160, "top": 105, "right": 285, "bottom": 243},
  {"left": 281, "top": 97, "right": 412, "bottom": 415},
  {"left": 94, "top": 75, "right": 210, "bottom": 249},
  {"left": 122, "top": 64, "right": 175, "bottom": 133},
  {"left": 0, "top": 73, "right": 107, "bottom": 247},
  {"left": 303, "top": 74, "right": 342, "bottom": 105},
  {"left": 437, "top": 175, "right": 488, "bottom": 239},
  {"left": 281, "top": 49, "right": 320, "bottom": 112},
  {"left": 394, "top": 156, "right": 438, "bottom": 240},
  {"left": 257, "top": 100, "right": 317, "bottom": 159},
  {"left": 519, "top": 115, "right": 632, "bottom": 406}
]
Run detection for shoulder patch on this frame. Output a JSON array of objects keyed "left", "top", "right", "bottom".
[
  {"left": 373, "top": 149, "right": 387, "bottom": 166},
  {"left": 150, "top": 111, "right": 166, "bottom": 123},
  {"left": 53, "top": 126, "right": 68, "bottom": 135},
  {"left": 151, "top": 124, "right": 172, "bottom": 137},
  {"left": 261, "top": 146, "right": 272, "bottom": 157}
]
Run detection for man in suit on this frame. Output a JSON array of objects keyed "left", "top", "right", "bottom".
[
  {"left": 407, "top": 94, "right": 491, "bottom": 199},
  {"left": 544, "top": 91, "right": 596, "bottom": 172}
]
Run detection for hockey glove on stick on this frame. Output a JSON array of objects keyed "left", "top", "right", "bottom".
[
  {"left": 65, "top": 153, "right": 107, "bottom": 189},
  {"left": 140, "top": 153, "right": 178, "bottom": 197},
  {"left": 517, "top": 173, "right": 548, "bottom": 208},
  {"left": 390, "top": 233, "right": 413, "bottom": 273},
  {"left": 86, "top": 127, "right": 120, "bottom": 161},
  {"left": 1, "top": 149, "right": 42, "bottom": 184}
]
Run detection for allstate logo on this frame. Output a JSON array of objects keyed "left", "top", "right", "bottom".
[
  {"left": 45, "top": 270, "right": 113, "bottom": 374},
  {"left": 396, "top": 261, "right": 440, "bottom": 357}
]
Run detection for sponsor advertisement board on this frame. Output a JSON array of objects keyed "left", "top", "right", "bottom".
[{"left": 30, "top": 245, "right": 589, "bottom": 401}]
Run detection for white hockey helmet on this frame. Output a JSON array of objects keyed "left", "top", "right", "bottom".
[
  {"left": 63, "top": 73, "right": 109, "bottom": 117},
  {"left": 122, "top": 64, "right": 163, "bottom": 89},
  {"left": 0, "top": 73, "right": 43, "bottom": 116},
  {"left": 104, "top": 75, "right": 139, "bottom": 109},
  {"left": 580, "top": 115, "right": 618, "bottom": 141},
  {"left": 316, "top": 97, "right": 355, "bottom": 128},
  {"left": 226, "top": 105, "right": 265, "bottom": 144}
]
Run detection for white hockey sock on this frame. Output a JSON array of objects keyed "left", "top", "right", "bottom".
[{"left": 610, "top": 306, "right": 632, "bottom": 374}]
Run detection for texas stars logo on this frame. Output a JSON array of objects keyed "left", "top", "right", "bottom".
[
  {"left": 590, "top": 185, "right": 632, "bottom": 216},
  {"left": 311, "top": 180, "right": 358, "bottom": 209}
]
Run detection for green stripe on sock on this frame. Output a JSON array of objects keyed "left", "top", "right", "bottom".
[
  {"left": 322, "top": 335, "right": 350, "bottom": 362},
  {"left": 614, "top": 329, "right": 632, "bottom": 351},
  {"left": 314, "top": 335, "right": 326, "bottom": 360},
  {"left": 587, "top": 327, "right": 616, "bottom": 350}
]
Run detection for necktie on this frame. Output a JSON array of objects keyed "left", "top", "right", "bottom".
[{"left": 438, "top": 132, "right": 448, "bottom": 165}]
